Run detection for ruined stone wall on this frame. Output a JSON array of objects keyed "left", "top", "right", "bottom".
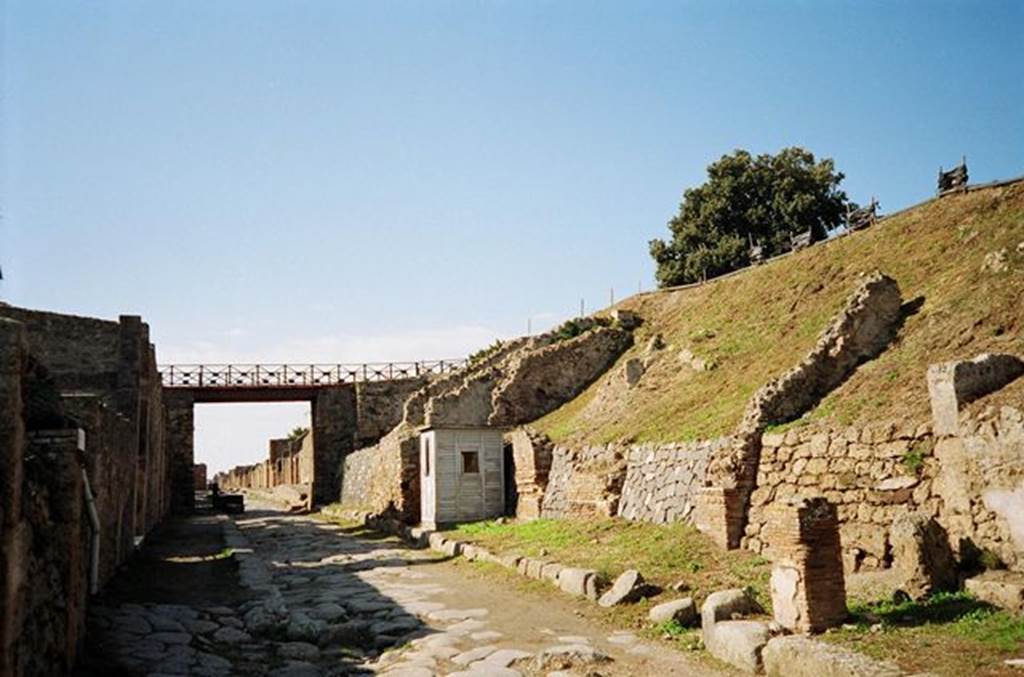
[
  {"left": 13, "top": 430, "right": 91, "bottom": 677},
  {"left": 417, "top": 324, "right": 632, "bottom": 430},
  {"left": 489, "top": 327, "right": 633, "bottom": 426},
  {"left": 934, "top": 406, "right": 1024, "bottom": 571},
  {"left": 339, "top": 426, "right": 420, "bottom": 519},
  {"left": 617, "top": 439, "right": 725, "bottom": 525},
  {"left": 310, "top": 386, "right": 355, "bottom": 505},
  {"left": 541, "top": 445, "right": 627, "bottom": 519},
  {"left": 508, "top": 428, "right": 553, "bottom": 520},
  {"left": 744, "top": 423, "right": 936, "bottom": 571},
  {"left": 355, "top": 377, "right": 429, "bottom": 446},
  {"left": 0, "top": 306, "right": 120, "bottom": 392},
  {"left": 0, "top": 308, "right": 175, "bottom": 677}
]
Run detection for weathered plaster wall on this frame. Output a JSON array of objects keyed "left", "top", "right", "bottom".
[{"left": 934, "top": 406, "right": 1024, "bottom": 571}]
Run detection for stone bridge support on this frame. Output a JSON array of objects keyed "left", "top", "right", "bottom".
[
  {"left": 311, "top": 386, "right": 357, "bottom": 506},
  {"left": 165, "top": 391, "right": 195, "bottom": 514}
]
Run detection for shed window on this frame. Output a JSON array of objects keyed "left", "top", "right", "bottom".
[
  {"left": 461, "top": 451, "right": 480, "bottom": 474},
  {"left": 424, "top": 438, "right": 431, "bottom": 476}
]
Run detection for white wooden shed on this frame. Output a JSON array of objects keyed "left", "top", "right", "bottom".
[{"left": 419, "top": 426, "right": 505, "bottom": 529}]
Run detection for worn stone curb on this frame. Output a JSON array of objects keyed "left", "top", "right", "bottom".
[{"left": 321, "top": 506, "right": 603, "bottom": 603}]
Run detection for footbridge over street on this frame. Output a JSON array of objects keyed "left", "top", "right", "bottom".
[{"left": 159, "top": 359, "right": 466, "bottom": 510}]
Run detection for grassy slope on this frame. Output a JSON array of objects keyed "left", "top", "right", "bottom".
[{"left": 536, "top": 181, "right": 1024, "bottom": 445}]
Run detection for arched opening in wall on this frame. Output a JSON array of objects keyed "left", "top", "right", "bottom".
[
  {"left": 503, "top": 441, "right": 518, "bottom": 517},
  {"left": 193, "top": 402, "right": 312, "bottom": 505}
]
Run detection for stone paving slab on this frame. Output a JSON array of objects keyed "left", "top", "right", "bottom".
[{"left": 84, "top": 499, "right": 730, "bottom": 676}]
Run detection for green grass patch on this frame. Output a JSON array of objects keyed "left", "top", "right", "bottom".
[
  {"left": 534, "top": 183, "right": 1024, "bottom": 445},
  {"left": 444, "top": 517, "right": 771, "bottom": 606},
  {"left": 827, "top": 591, "right": 1024, "bottom": 675}
]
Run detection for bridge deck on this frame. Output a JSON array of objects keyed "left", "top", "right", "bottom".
[{"left": 159, "top": 360, "right": 467, "bottom": 392}]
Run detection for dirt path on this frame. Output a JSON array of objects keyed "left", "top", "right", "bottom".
[{"left": 80, "top": 498, "right": 730, "bottom": 676}]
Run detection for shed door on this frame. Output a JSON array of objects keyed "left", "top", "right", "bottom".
[{"left": 420, "top": 435, "right": 435, "bottom": 525}]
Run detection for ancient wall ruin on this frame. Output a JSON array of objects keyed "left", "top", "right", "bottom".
[
  {"left": 355, "top": 378, "right": 428, "bottom": 446},
  {"left": 0, "top": 306, "right": 172, "bottom": 677},
  {"left": 616, "top": 439, "right": 725, "bottom": 525},
  {"left": 335, "top": 322, "right": 634, "bottom": 521},
  {"left": 339, "top": 425, "right": 420, "bottom": 518},
  {"left": 745, "top": 423, "right": 935, "bottom": 570},
  {"left": 541, "top": 445, "right": 626, "bottom": 520}
]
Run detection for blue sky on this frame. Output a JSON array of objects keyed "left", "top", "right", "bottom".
[{"left": 3, "top": 1, "right": 1021, "bottom": 472}]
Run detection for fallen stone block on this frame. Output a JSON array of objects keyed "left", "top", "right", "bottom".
[
  {"left": 648, "top": 598, "right": 697, "bottom": 625},
  {"left": 701, "top": 588, "right": 761, "bottom": 634},
  {"left": 558, "top": 567, "right": 599, "bottom": 600},
  {"left": 525, "top": 558, "right": 547, "bottom": 580},
  {"left": 965, "top": 571, "right": 1024, "bottom": 613},
  {"left": 763, "top": 635, "right": 902, "bottom": 677},
  {"left": 704, "top": 620, "right": 771, "bottom": 674},
  {"left": 598, "top": 569, "right": 647, "bottom": 607}
]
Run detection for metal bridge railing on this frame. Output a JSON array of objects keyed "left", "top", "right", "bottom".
[{"left": 158, "top": 360, "right": 468, "bottom": 388}]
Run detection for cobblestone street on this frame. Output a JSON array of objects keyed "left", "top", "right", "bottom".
[{"left": 80, "top": 498, "right": 724, "bottom": 676}]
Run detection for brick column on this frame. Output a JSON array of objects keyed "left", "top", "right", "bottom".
[
  {"left": 694, "top": 487, "right": 747, "bottom": 550},
  {"left": 764, "top": 496, "right": 847, "bottom": 633}
]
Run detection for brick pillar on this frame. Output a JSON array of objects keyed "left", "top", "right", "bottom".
[
  {"left": 764, "top": 496, "right": 847, "bottom": 633},
  {"left": 694, "top": 487, "right": 747, "bottom": 550}
]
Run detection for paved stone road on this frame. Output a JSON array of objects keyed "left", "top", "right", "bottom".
[{"left": 83, "top": 500, "right": 727, "bottom": 676}]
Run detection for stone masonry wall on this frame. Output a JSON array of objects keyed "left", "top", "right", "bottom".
[
  {"left": 0, "top": 308, "right": 174, "bottom": 677},
  {"left": 488, "top": 326, "right": 633, "bottom": 426},
  {"left": 0, "top": 306, "right": 121, "bottom": 392},
  {"left": 339, "top": 425, "right": 420, "bottom": 520},
  {"left": 355, "top": 377, "right": 430, "bottom": 447},
  {"left": 541, "top": 445, "right": 627, "bottom": 520},
  {"left": 934, "top": 405, "right": 1024, "bottom": 571},
  {"left": 745, "top": 423, "right": 937, "bottom": 571},
  {"left": 616, "top": 439, "right": 726, "bottom": 524}
]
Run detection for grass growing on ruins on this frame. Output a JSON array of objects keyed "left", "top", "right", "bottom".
[
  {"left": 535, "top": 182, "right": 1024, "bottom": 445},
  {"left": 445, "top": 517, "right": 772, "bottom": 606},
  {"left": 826, "top": 591, "right": 1024, "bottom": 676}
]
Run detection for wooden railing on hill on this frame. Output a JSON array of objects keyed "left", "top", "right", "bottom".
[{"left": 159, "top": 360, "right": 468, "bottom": 388}]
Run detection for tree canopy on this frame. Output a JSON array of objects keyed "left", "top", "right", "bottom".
[{"left": 649, "top": 147, "right": 849, "bottom": 287}]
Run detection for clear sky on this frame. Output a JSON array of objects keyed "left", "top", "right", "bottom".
[{"left": 3, "top": 1, "right": 1022, "bottom": 473}]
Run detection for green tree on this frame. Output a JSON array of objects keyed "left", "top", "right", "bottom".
[
  {"left": 649, "top": 147, "right": 849, "bottom": 287},
  {"left": 288, "top": 426, "right": 309, "bottom": 440}
]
